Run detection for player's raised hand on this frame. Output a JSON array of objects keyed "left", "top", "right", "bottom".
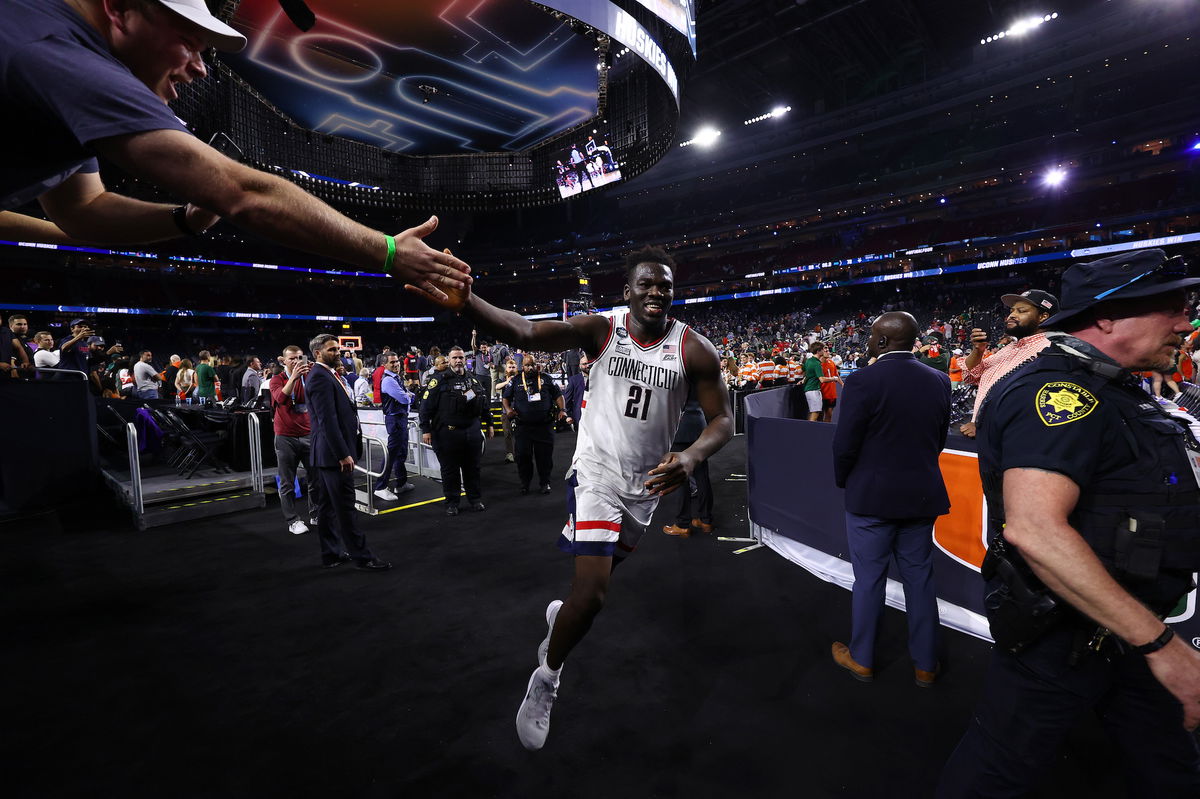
[
  {"left": 405, "top": 243, "right": 471, "bottom": 311},
  {"left": 392, "top": 216, "right": 472, "bottom": 307}
]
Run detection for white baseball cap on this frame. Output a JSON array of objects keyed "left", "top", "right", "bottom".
[{"left": 158, "top": 0, "right": 247, "bottom": 52}]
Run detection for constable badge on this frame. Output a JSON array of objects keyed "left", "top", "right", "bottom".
[{"left": 1035, "top": 381, "right": 1099, "bottom": 427}]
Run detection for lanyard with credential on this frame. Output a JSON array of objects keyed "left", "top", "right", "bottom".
[{"left": 521, "top": 371, "right": 542, "bottom": 398}]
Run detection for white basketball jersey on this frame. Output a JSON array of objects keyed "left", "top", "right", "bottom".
[{"left": 571, "top": 313, "right": 692, "bottom": 499}]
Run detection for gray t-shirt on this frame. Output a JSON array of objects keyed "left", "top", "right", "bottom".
[
  {"left": 241, "top": 368, "right": 262, "bottom": 399},
  {"left": 471, "top": 350, "right": 491, "bottom": 376},
  {"left": 133, "top": 360, "right": 158, "bottom": 392}
]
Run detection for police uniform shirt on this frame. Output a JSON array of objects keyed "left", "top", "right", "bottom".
[
  {"left": 979, "top": 354, "right": 1115, "bottom": 490},
  {"left": 419, "top": 370, "right": 489, "bottom": 432},
  {"left": 503, "top": 372, "right": 560, "bottom": 424},
  {"left": 980, "top": 335, "right": 1200, "bottom": 609}
]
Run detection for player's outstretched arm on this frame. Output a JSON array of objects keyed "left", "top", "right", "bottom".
[
  {"left": 645, "top": 331, "right": 734, "bottom": 496},
  {"left": 458, "top": 290, "right": 610, "bottom": 357}
]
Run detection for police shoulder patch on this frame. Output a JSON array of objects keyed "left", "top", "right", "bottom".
[
  {"left": 1035, "top": 381, "right": 1099, "bottom": 427},
  {"left": 427, "top": 378, "right": 438, "bottom": 388}
]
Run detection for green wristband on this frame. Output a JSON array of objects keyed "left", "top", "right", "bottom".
[{"left": 383, "top": 234, "right": 396, "bottom": 274}]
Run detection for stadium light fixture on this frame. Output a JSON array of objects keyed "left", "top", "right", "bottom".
[
  {"left": 1043, "top": 167, "right": 1067, "bottom": 187},
  {"left": 680, "top": 127, "right": 722, "bottom": 148},
  {"left": 981, "top": 12, "right": 1058, "bottom": 45},
  {"left": 1192, "top": 141, "right": 1200, "bottom": 151},
  {"left": 744, "top": 105, "right": 792, "bottom": 126}
]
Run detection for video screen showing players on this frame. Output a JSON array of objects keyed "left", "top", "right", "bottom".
[{"left": 554, "top": 135, "right": 622, "bottom": 198}]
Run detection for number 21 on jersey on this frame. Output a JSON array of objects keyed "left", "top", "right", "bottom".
[{"left": 624, "top": 385, "right": 652, "bottom": 421}]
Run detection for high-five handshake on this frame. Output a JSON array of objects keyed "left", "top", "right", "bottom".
[
  {"left": 404, "top": 244, "right": 473, "bottom": 311},
  {"left": 384, "top": 218, "right": 472, "bottom": 308}
]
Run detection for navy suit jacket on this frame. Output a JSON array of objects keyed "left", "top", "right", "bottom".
[
  {"left": 306, "top": 363, "right": 361, "bottom": 468},
  {"left": 831, "top": 351, "right": 951, "bottom": 518},
  {"left": 563, "top": 373, "right": 586, "bottom": 423}
]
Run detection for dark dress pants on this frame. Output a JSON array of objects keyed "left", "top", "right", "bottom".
[
  {"left": 937, "top": 621, "right": 1200, "bottom": 798},
  {"left": 434, "top": 426, "right": 483, "bottom": 506},
  {"left": 674, "top": 457, "right": 712, "bottom": 526},
  {"left": 515, "top": 422, "right": 553, "bottom": 488},
  {"left": 374, "top": 414, "right": 409, "bottom": 491},
  {"left": 844, "top": 512, "right": 939, "bottom": 671},
  {"left": 314, "top": 466, "right": 373, "bottom": 562}
]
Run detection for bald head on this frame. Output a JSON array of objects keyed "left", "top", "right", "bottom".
[{"left": 869, "top": 312, "right": 919, "bottom": 357}]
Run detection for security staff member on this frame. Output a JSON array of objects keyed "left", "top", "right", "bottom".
[
  {"left": 373, "top": 353, "right": 416, "bottom": 502},
  {"left": 502, "top": 358, "right": 567, "bottom": 494},
  {"left": 938, "top": 249, "right": 1200, "bottom": 798},
  {"left": 420, "top": 346, "right": 495, "bottom": 515}
]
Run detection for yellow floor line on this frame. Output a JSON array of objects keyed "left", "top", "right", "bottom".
[{"left": 376, "top": 492, "right": 466, "bottom": 515}]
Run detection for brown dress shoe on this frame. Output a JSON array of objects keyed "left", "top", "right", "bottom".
[
  {"left": 915, "top": 663, "right": 941, "bottom": 688},
  {"left": 663, "top": 523, "right": 691, "bottom": 537},
  {"left": 690, "top": 518, "right": 714, "bottom": 534},
  {"left": 831, "top": 642, "right": 874, "bottom": 682}
]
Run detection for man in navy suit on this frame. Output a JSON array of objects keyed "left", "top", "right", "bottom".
[
  {"left": 306, "top": 334, "right": 390, "bottom": 571},
  {"left": 561, "top": 354, "right": 589, "bottom": 429},
  {"left": 831, "top": 312, "right": 951, "bottom": 685}
]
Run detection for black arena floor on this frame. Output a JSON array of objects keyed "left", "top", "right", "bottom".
[{"left": 8, "top": 434, "right": 1129, "bottom": 797}]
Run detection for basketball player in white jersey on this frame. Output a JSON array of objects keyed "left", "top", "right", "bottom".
[{"left": 408, "top": 246, "right": 734, "bottom": 750}]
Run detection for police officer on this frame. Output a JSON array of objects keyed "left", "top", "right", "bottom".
[
  {"left": 373, "top": 352, "right": 416, "bottom": 502},
  {"left": 938, "top": 249, "right": 1200, "bottom": 798},
  {"left": 419, "top": 346, "right": 495, "bottom": 515},
  {"left": 502, "top": 357, "right": 567, "bottom": 494}
]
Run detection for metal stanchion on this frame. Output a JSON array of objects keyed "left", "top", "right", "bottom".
[
  {"left": 125, "top": 422, "right": 143, "bottom": 516},
  {"left": 353, "top": 432, "right": 388, "bottom": 514},
  {"left": 721, "top": 387, "right": 761, "bottom": 550},
  {"left": 247, "top": 412, "right": 264, "bottom": 495}
]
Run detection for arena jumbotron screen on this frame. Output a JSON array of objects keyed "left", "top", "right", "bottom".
[
  {"left": 553, "top": 135, "right": 622, "bottom": 198},
  {"left": 227, "top": 0, "right": 600, "bottom": 154}
]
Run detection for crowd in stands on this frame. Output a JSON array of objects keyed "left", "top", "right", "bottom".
[{"left": 8, "top": 272, "right": 1200, "bottom": 429}]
